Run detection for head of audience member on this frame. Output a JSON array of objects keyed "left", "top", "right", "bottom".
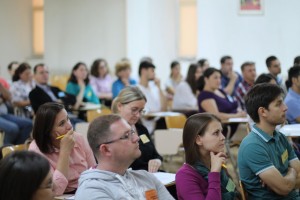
[
  {"left": 254, "top": 73, "right": 277, "bottom": 85},
  {"left": 115, "top": 60, "right": 131, "bottom": 80},
  {"left": 245, "top": 83, "right": 286, "bottom": 125},
  {"left": 33, "top": 63, "right": 49, "bottom": 85},
  {"left": 198, "top": 67, "right": 221, "bottom": 91},
  {"left": 0, "top": 151, "right": 53, "bottom": 200},
  {"left": 294, "top": 56, "right": 300, "bottom": 65},
  {"left": 140, "top": 56, "right": 153, "bottom": 64},
  {"left": 90, "top": 58, "right": 109, "bottom": 78},
  {"left": 185, "top": 63, "right": 203, "bottom": 95},
  {"left": 12, "top": 62, "right": 32, "bottom": 82},
  {"left": 69, "top": 62, "right": 89, "bottom": 85},
  {"left": 183, "top": 113, "right": 225, "bottom": 166},
  {"left": 241, "top": 62, "right": 256, "bottom": 84},
  {"left": 112, "top": 86, "right": 146, "bottom": 126},
  {"left": 169, "top": 61, "right": 181, "bottom": 78},
  {"left": 266, "top": 56, "right": 281, "bottom": 77},
  {"left": 285, "top": 65, "right": 300, "bottom": 90},
  {"left": 87, "top": 114, "right": 141, "bottom": 172},
  {"left": 7, "top": 61, "right": 19, "bottom": 78},
  {"left": 220, "top": 56, "right": 233, "bottom": 75},
  {"left": 32, "top": 102, "right": 73, "bottom": 153},
  {"left": 138, "top": 61, "right": 156, "bottom": 81},
  {"left": 198, "top": 58, "right": 210, "bottom": 72}
]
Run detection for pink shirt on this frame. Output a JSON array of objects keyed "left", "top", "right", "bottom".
[{"left": 29, "top": 132, "right": 96, "bottom": 195}]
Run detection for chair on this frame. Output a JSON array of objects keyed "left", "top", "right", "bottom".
[
  {"left": 50, "top": 74, "right": 69, "bottom": 91},
  {"left": 239, "top": 180, "right": 247, "bottom": 200},
  {"left": 2, "top": 144, "right": 29, "bottom": 158},
  {"left": 87, "top": 108, "right": 112, "bottom": 122},
  {"left": 164, "top": 114, "right": 187, "bottom": 129}
]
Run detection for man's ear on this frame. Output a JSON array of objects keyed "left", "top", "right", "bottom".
[
  {"left": 258, "top": 107, "right": 267, "bottom": 118},
  {"left": 195, "top": 135, "right": 203, "bottom": 146},
  {"left": 99, "top": 144, "right": 112, "bottom": 156}
]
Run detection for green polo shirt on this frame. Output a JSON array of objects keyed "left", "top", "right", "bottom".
[{"left": 238, "top": 125, "right": 299, "bottom": 200}]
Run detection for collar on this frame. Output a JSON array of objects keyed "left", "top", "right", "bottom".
[{"left": 252, "top": 125, "right": 279, "bottom": 142}]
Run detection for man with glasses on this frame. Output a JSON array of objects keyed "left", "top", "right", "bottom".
[{"left": 75, "top": 114, "right": 174, "bottom": 200}]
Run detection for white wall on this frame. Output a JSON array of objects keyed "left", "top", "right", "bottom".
[{"left": 197, "top": 0, "right": 300, "bottom": 79}]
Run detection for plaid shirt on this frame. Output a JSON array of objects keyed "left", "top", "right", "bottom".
[{"left": 236, "top": 80, "right": 253, "bottom": 110}]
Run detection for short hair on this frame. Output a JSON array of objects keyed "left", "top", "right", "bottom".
[
  {"left": 12, "top": 62, "right": 31, "bottom": 82},
  {"left": 198, "top": 67, "right": 221, "bottom": 91},
  {"left": 90, "top": 58, "right": 109, "bottom": 77},
  {"left": 266, "top": 56, "right": 277, "bottom": 68},
  {"left": 138, "top": 61, "right": 155, "bottom": 77},
  {"left": 220, "top": 56, "right": 232, "bottom": 64},
  {"left": 68, "top": 62, "right": 89, "bottom": 85},
  {"left": 185, "top": 63, "right": 201, "bottom": 95},
  {"left": 183, "top": 113, "right": 221, "bottom": 165},
  {"left": 0, "top": 151, "right": 50, "bottom": 200},
  {"left": 32, "top": 102, "right": 65, "bottom": 153},
  {"left": 33, "top": 63, "right": 45, "bottom": 74},
  {"left": 87, "top": 114, "right": 122, "bottom": 157},
  {"left": 255, "top": 73, "right": 276, "bottom": 85},
  {"left": 111, "top": 86, "right": 147, "bottom": 113},
  {"left": 286, "top": 65, "right": 300, "bottom": 89},
  {"left": 115, "top": 60, "right": 131, "bottom": 77},
  {"left": 7, "top": 61, "right": 18, "bottom": 70},
  {"left": 197, "top": 59, "right": 208, "bottom": 68},
  {"left": 245, "top": 83, "right": 283, "bottom": 123},
  {"left": 241, "top": 61, "right": 255, "bottom": 72},
  {"left": 294, "top": 56, "right": 300, "bottom": 65}
]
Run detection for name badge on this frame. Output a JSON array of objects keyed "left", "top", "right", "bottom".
[
  {"left": 281, "top": 149, "right": 288, "bottom": 164},
  {"left": 226, "top": 178, "right": 236, "bottom": 192},
  {"left": 145, "top": 189, "right": 158, "bottom": 200},
  {"left": 140, "top": 134, "right": 150, "bottom": 144}
]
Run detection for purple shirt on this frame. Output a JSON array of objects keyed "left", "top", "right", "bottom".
[
  {"left": 176, "top": 164, "right": 221, "bottom": 200},
  {"left": 89, "top": 74, "right": 113, "bottom": 96},
  {"left": 198, "top": 89, "right": 238, "bottom": 113}
]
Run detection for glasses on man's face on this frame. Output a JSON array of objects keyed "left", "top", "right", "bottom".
[
  {"left": 130, "top": 107, "right": 146, "bottom": 116},
  {"left": 96, "top": 129, "right": 136, "bottom": 148}
]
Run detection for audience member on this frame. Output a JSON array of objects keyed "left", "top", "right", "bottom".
[
  {"left": 0, "top": 151, "right": 53, "bottom": 200},
  {"left": 219, "top": 56, "right": 243, "bottom": 96},
  {"left": 112, "top": 86, "right": 162, "bottom": 172},
  {"left": 29, "top": 102, "right": 96, "bottom": 195},
  {"left": 165, "top": 61, "right": 183, "bottom": 97},
  {"left": 173, "top": 63, "right": 202, "bottom": 112},
  {"left": 238, "top": 83, "right": 300, "bottom": 199},
  {"left": 10, "top": 63, "right": 35, "bottom": 118},
  {"left": 176, "top": 113, "right": 239, "bottom": 200},
  {"left": 7, "top": 61, "right": 19, "bottom": 84},
  {"left": 198, "top": 58, "right": 210, "bottom": 72},
  {"left": 75, "top": 114, "right": 174, "bottom": 200},
  {"left": 235, "top": 61, "right": 256, "bottom": 110},
  {"left": 285, "top": 65, "right": 300, "bottom": 124},
  {"left": 89, "top": 58, "right": 113, "bottom": 107},
  {"left": 294, "top": 56, "right": 300, "bottom": 65},
  {"left": 0, "top": 80, "right": 32, "bottom": 145},
  {"left": 266, "top": 55, "right": 283, "bottom": 85},
  {"left": 254, "top": 73, "right": 277, "bottom": 85},
  {"left": 112, "top": 60, "right": 136, "bottom": 98}
]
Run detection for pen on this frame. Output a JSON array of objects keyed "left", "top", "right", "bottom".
[
  {"left": 56, "top": 134, "right": 66, "bottom": 140},
  {"left": 222, "top": 164, "right": 227, "bottom": 169}
]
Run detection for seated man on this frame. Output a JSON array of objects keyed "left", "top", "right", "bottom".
[
  {"left": 238, "top": 83, "right": 300, "bottom": 199},
  {"left": 75, "top": 114, "right": 174, "bottom": 200}
]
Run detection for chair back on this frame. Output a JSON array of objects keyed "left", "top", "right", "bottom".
[
  {"left": 50, "top": 74, "right": 69, "bottom": 91},
  {"left": 154, "top": 129, "right": 183, "bottom": 155},
  {"left": 87, "top": 108, "right": 112, "bottom": 122},
  {"left": 2, "top": 144, "right": 29, "bottom": 158},
  {"left": 165, "top": 114, "right": 187, "bottom": 129},
  {"left": 239, "top": 180, "right": 247, "bottom": 200}
]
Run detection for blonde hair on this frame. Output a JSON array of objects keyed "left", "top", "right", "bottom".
[{"left": 115, "top": 60, "right": 131, "bottom": 77}]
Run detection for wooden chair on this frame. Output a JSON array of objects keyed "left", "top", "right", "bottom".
[
  {"left": 164, "top": 114, "right": 187, "bottom": 129},
  {"left": 2, "top": 144, "right": 29, "bottom": 158},
  {"left": 239, "top": 180, "right": 247, "bottom": 200},
  {"left": 50, "top": 74, "right": 69, "bottom": 91},
  {"left": 87, "top": 108, "right": 112, "bottom": 122}
]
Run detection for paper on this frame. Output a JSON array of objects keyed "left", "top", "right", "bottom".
[{"left": 153, "top": 172, "right": 176, "bottom": 185}]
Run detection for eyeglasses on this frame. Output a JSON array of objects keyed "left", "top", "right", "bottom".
[
  {"left": 130, "top": 107, "right": 146, "bottom": 115},
  {"left": 96, "top": 129, "right": 136, "bottom": 148}
]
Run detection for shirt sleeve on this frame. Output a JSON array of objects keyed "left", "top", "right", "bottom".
[
  {"left": 66, "top": 82, "right": 78, "bottom": 96},
  {"left": 148, "top": 173, "right": 175, "bottom": 200},
  {"left": 52, "top": 169, "right": 69, "bottom": 196}
]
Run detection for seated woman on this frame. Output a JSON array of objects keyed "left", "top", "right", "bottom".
[
  {"left": 176, "top": 113, "right": 239, "bottom": 200},
  {"left": 0, "top": 151, "right": 54, "bottom": 200},
  {"left": 112, "top": 60, "right": 136, "bottom": 98},
  {"left": 112, "top": 86, "right": 162, "bottom": 172},
  {"left": 173, "top": 63, "right": 202, "bottom": 114},
  {"left": 165, "top": 61, "right": 183, "bottom": 98},
  {"left": 89, "top": 58, "right": 113, "bottom": 107},
  {"left": 10, "top": 63, "right": 35, "bottom": 118},
  {"left": 29, "top": 102, "right": 96, "bottom": 195}
]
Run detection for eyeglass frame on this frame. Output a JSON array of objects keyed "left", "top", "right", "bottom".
[
  {"left": 123, "top": 103, "right": 146, "bottom": 115},
  {"left": 96, "top": 128, "right": 136, "bottom": 148}
]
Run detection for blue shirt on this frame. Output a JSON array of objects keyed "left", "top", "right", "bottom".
[
  {"left": 221, "top": 71, "right": 243, "bottom": 97},
  {"left": 66, "top": 82, "right": 100, "bottom": 104},
  {"left": 238, "top": 125, "right": 299, "bottom": 199},
  {"left": 112, "top": 78, "right": 136, "bottom": 98},
  {"left": 284, "top": 88, "right": 300, "bottom": 124}
]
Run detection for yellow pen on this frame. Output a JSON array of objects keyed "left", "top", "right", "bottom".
[
  {"left": 56, "top": 134, "right": 66, "bottom": 140},
  {"left": 222, "top": 164, "right": 227, "bottom": 169}
]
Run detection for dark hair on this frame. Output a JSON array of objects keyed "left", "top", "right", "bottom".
[
  {"left": 33, "top": 63, "right": 45, "bottom": 74},
  {"left": 0, "top": 151, "right": 50, "bottom": 200},
  {"left": 185, "top": 63, "right": 201, "bottom": 95},
  {"left": 220, "top": 56, "right": 232, "bottom": 64},
  {"left": 68, "top": 62, "right": 89, "bottom": 85},
  {"left": 7, "top": 61, "right": 18, "bottom": 70},
  {"left": 183, "top": 113, "right": 221, "bottom": 165},
  {"left": 90, "top": 59, "right": 109, "bottom": 77},
  {"left": 12, "top": 63, "right": 31, "bottom": 82},
  {"left": 87, "top": 114, "right": 122, "bottom": 157},
  {"left": 197, "top": 59, "right": 208, "bottom": 68},
  {"left": 245, "top": 83, "right": 283, "bottom": 123},
  {"left": 170, "top": 61, "right": 179, "bottom": 77},
  {"left": 266, "top": 56, "right": 277, "bottom": 68},
  {"left": 294, "top": 56, "right": 300, "bottom": 65},
  {"left": 241, "top": 61, "right": 255, "bottom": 72},
  {"left": 138, "top": 61, "right": 155, "bottom": 77},
  {"left": 32, "top": 102, "right": 65, "bottom": 153},
  {"left": 285, "top": 65, "right": 300, "bottom": 89},
  {"left": 198, "top": 67, "right": 221, "bottom": 91},
  {"left": 255, "top": 73, "right": 276, "bottom": 85}
]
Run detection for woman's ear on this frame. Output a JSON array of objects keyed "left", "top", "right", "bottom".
[
  {"left": 195, "top": 135, "right": 203, "bottom": 146},
  {"left": 116, "top": 102, "right": 123, "bottom": 112}
]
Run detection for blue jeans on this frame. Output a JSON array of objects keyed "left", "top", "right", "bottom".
[{"left": 0, "top": 114, "right": 33, "bottom": 145}]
